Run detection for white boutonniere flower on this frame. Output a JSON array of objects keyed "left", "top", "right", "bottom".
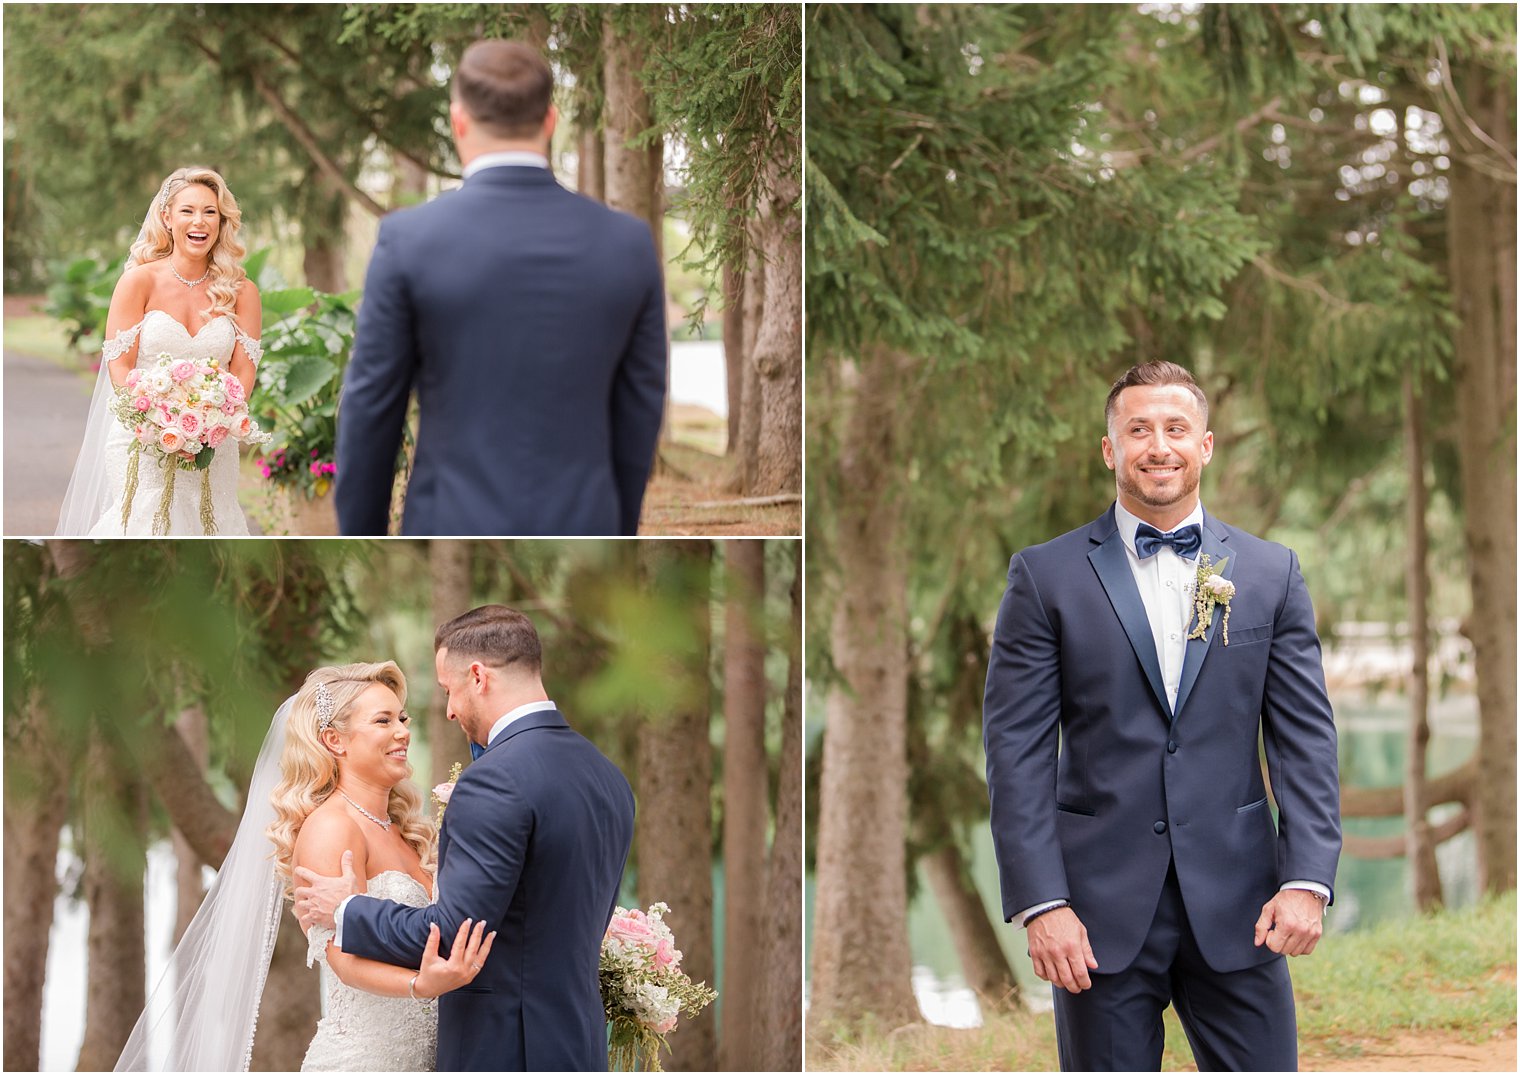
[
  {"left": 432, "top": 760, "right": 464, "bottom": 825},
  {"left": 1188, "top": 554, "right": 1234, "bottom": 645}
]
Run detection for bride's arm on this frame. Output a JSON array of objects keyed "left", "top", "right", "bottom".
[
  {"left": 228, "top": 281, "right": 262, "bottom": 398},
  {"left": 293, "top": 812, "right": 492, "bottom": 999},
  {"left": 102, "top": 268, "right": 152, "bottom": 387}
]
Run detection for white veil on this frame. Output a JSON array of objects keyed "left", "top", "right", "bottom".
[
  {"left": 55, "top": 347, "right": 129, "bottom": 536},
  {"left": 114, "top": 697, "right": 293, "bottom": 1072}
]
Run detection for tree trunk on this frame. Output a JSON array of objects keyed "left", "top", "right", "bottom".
[
  {"left": 3, "top": 694, "right": 69, "bottom": 1073},
  {"left": 719, "top": 541, "right": 767, "bottom": 1071},
  {"left": 302, "top": 238, "right": 347, "bottom": 295},
  {"left": 635, "top": 541, "right": 716, "bottom": 1071},
  {"left": 430, "top": 540, "right": 476, "bottom": 789},
  {"left": 1402, "top": 375, "right": 1443, "bottom": 911},
  {"left": 722, "top": 260, "right": 745, "bottom": 456},
  {"left": 735, "top": 239, "right": 766, "bottom": 492},
  {"left": 751, "top": 140, "right": 802, "bottom": 495},
  {"left": 603, "top": 16, "right": 670, "bottom": 448},
  {"left": 76, "top": 734, "right": 148, "bottom": 1073},
  {"left": 577, "top": 123, "right": 605, "bottom": 202},
  {"left": 1446, "top": 62, "right": 1517, "bottom": 894},
  {"left": 392, "top": 149, "right": 430, "bottom": 210},
  {"left": 810, "top": 349, "right": 919, "bottom": 1029},
  {"left": 922, "top": 844, "right": 1021, "bottom": 1010},
  {"left": 174, "top": 703, "right": 211, "bottom": 942},
  {"left": 758, "top": 543, "right": 803, "bottom": 1071}
]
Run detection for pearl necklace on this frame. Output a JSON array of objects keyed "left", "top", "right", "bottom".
[
  {"left": 337, "top": 788, "right": 392, "bottom": 831},
  {"left": 170, "top": 262, "right": 210, "bottom": 288}
]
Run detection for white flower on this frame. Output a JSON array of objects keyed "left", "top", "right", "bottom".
[{"left": 1203, "top": 575, "right": 1235, "bottom": 600}]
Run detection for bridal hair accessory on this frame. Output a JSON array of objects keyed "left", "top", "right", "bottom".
[
  {"left": 315, "top": 681, "right": 338, "bottom": 731},
  {"left": 1187, "top": 555, "right": 1234, "bottom": 645}
]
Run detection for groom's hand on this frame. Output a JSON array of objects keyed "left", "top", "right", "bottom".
[
  {"left": 293, "top": 850, "right": 359, "bottom": 932},
  {"left": 1027, "top": 907, "right": 1099, "bottom": 993},
  {"left": 1254, "top": 889, "right": 1325, "bottom": 956}
]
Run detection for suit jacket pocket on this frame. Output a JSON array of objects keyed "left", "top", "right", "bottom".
[
  {"left": 1227, "top": 622, "right": 1273, "bottom": 647},
  {"left": 451, "top": 984, "right": 496, "bottom": 995},
  {"left": 1056, "top": 802, "right": 1096, "bottom": 817},
  {"left": 1236, "top": 795, "right": 1269, "bottom": 813}
]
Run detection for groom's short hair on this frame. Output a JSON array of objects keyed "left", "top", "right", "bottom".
[
  {"left": 1105, "top": 361, "right": 1210, "bottom": 428},
  {"left": 435, "top": 605, "right": 543, "bottom": 674},
  {"left": 454, "top": 40, "right": 554, "bottom": 139}
]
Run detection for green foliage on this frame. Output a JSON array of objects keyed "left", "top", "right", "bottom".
[
  {"left": 43, "top": 254, "right": 124, "bottom": 352},
  {"left": 249, "top": 289, "right": 357, "bottom": 499}
]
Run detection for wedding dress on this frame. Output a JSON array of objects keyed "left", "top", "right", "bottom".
[
  {"left": 57, "top": 309, "right": 261, "bottom": 536},
  {"left": 301, "top": 871, "right": 440, "bottom": 1072}
]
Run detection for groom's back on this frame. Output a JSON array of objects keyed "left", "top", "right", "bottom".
[{"left": 339, "top": 165, "right": 666, "bottom": 536}]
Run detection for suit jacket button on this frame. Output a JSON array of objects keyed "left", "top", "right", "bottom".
[
  {"left": 1153, "top": 820, "right": 1168, "bottom": 834},
  {"left": 1167, "top": 740, "right": 1177, "bottom": 753}
]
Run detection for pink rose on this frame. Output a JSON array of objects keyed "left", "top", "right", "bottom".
[
  {"left": 222, "top": 400, "right": 239, "bottom": 416},
  {"left": 169, "top": 360, "right": 197, "bottom": 383},
  {"left": 233, "top": 414, "right": 253, "bottom": 438},
  {"left": 158, "top": 428, "right": 185, "bottom": 454},
  {"left": 226, "top": 379, "right": 246, "bottom": 403},
  {"left": 654, "top": 1014, "right": 678, "bottom": 1035},
  {"left": 207, "top": 425, "right": 229, "bottom": 449},
  {"left": 432, "top": 782, "right": 455, "bottom": 805},
  {"left": 178, "top": 412, "right": 202, "bottom": 437},
  {"left": 606, "top": 911, "right": 657, "bottom": 950},
  {"left": 125, "top": 369, "right": 141, "bottom": 389},
  {"left": 133, "top": 396, "right": 151, "bottom": 412},
  {"left": 653, "top": 938, "right": 680, "bottom": 969}
]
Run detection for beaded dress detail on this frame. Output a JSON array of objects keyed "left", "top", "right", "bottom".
[
  {"left": 300, "top": 871, "right": 438, "bottom": 1072},
  {"left": 88, "top": 310, "right": 257, "bottom": 535}
]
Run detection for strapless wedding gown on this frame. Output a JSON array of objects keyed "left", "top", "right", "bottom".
[
  {"left": 88, "top": 310, "right": 251, "bottom": 535},
  {"left": 301, "top": 870, "right": 439, "bottom": 1072}
]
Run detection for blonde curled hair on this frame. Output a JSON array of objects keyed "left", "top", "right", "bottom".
[
  {"left": 128, "top": 166, "right": 248, "bottom": 326},
  {"left": 267, "top": 662, "right": 436, "bottom": 898}
]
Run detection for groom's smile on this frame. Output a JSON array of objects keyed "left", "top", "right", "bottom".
[{"left": 1102, "top": 383, "right": 1214, "bottom": 527}]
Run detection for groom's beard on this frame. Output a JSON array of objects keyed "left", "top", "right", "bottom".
[{"left": 1115, "top": 458, "right": 1201, "bottom": 511}]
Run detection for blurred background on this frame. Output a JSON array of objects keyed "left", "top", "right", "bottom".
[
  {"left": 3, "top": 3, "right": 801, "bottom": 536},
  {"left": 2, "top": 538, "right": 801, "bottom": 1072},
  {"left": 804, "top": 3, "right": 1514, "bottom": 1070}
]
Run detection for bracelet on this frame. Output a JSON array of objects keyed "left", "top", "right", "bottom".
[
  {"left": 408, "top": 974, "right": 434, "bottom": 1007},
  {"left": 1023, "top": 901, "right": 1070, "bottom": 927}
]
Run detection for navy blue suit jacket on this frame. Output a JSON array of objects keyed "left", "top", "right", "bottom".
[
  {"left": 336, "top": 166, "right": 667, "bottom": 536},
  {"left": 983, "top": 506, "right": 1341, "bottom": 974},
  {"left": 341, "top": 709, "right": 635, "bottom": 1071}
]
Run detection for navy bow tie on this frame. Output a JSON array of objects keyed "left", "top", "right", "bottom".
[
  {"left": 469, "top": 740, "right": 485, "bottom": 761},
  {"left": 1134, "top": 522, "right": 1202, "bottom": 560}
]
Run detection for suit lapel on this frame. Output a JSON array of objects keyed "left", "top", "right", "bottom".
[
  {"left": 1088, "top": 509, "right": 1171, "bottom": 720},
  {"left": 1173, "top": 514, "right": 1236, "bottom": 720}
]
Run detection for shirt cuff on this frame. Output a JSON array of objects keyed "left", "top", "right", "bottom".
[
  {"left": 1015, "top": 899, "right": 1068, "bottom": 928},
  {"left": 1280, "top": 880, "right": 1331, "bottom": 902},
  {"left": 333, "top": 893, "right": 358, "bottom": 948}
]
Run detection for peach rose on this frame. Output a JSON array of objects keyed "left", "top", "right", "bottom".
[{"left": 158, "top": 427, "right": 186, "bottom": 454}]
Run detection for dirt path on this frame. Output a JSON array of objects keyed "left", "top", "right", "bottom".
[{"left": 1302, "top": 1024, "right": 1517, "bottom": 1072}]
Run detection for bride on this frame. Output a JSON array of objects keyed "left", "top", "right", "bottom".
[
  {"left": 56, "top": 166, "right": 264, "bottom": 536},
  {"left": 115, "top": 663, "right": 492, "bottom": 1072}
]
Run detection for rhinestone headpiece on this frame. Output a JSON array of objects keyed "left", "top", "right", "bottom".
[{"left": 314, "top": 682, "right": 337, "bottom": 732}]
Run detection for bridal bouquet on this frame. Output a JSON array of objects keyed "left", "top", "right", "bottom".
[
  {"left": 111, "top": 352, "right": 270, "bottom": 534},
  {"left": 600, "top": 902, "right": 717, "bottom": 1071}
]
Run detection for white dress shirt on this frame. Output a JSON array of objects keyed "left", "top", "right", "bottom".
[
  {"left": 1017, "top": 503, "right": 1327, "bottom": 927},
  {"left": 462, "top": 150, "right": 549, "bottom": 178},
  {"left": 333, "top": 699, "right": 559, "bottom": 944}
]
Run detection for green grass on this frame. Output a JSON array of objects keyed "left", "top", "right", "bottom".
[{"left": 808, "top": 891, "right": 1517, "bottom": 1071}]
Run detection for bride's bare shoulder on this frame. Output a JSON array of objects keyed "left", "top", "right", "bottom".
[
  {"left": 293, "top": 799, "right": 368, "bottom": 875},
  {"left": 112, "top": 260, "right": 159, "bottom": 302}
]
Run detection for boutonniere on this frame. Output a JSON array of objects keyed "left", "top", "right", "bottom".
[
  {"left": 432, "top": 760, "right": 464, "bottom": 825},
  {"left": 1188, "top": 554, "right": 1235, "bottom": 645}
]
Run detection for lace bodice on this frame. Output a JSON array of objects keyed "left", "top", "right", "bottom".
[
  {"left": 87, "top": 311, "right": 253, "bottom": 535},
  {"left": 300, "top": 870, "right": 438, "bottom": 1073}
]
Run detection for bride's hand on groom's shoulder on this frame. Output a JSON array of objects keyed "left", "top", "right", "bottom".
[
  {"left": 414, "top": 918, "right": 497, "bottom": 999},
  {"left": 1028, "top": 907, "right": 1099, "bottom": 994}
]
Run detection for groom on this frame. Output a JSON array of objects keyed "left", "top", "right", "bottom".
[
  {"left": 336, "top": 39, "right": 667, "bottom": 536},
  {"left": 294, "top": 605, "right": 635, "bottom": 1071},
  {"left": 982, "top": 361, "right": 1341, "bottom": 1071}
]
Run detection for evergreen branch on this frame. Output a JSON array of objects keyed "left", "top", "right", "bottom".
[
  {"left": 1433, "top": 36, "right": 1519, "bottom": 175},
  {"left": 1250, "top": 256, "right": 1375, "bottom": 313}
]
